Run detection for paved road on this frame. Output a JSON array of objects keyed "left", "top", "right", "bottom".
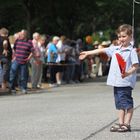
[{"left": 0, "top": 79, "right": 140, "bottom": 140}]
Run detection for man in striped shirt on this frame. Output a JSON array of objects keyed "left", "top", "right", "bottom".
[{"left": 9, "top": 29, "right": 34, "bottom": 94}]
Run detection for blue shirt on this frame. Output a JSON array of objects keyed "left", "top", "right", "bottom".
[
  {"left": 47, "top": 43, "right": 58, "bottom": 63},
  {"left": 104, "top": 44, "right": 139, "bottom": 88}
]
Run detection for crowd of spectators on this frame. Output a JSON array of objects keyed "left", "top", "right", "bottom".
[{"left": 1, "top": 27, "right": 139, "bottom": 94}]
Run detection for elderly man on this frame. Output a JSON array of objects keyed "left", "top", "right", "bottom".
[{"left": 30, "top": 32, "right": 42, "bottom": 89}]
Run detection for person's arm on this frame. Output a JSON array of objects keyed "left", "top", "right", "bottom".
[
  {"left": 122, "top": 63, "right": 139, "bottom": 78},
  {"left": 2, "top": 40, "right": 8, "bottom": 56},
  {"left": 79, "top": 48, "right": 106, "bottom": 60},
  {"left": 27, "top": 52, "right": 33, "bottom": 61}
]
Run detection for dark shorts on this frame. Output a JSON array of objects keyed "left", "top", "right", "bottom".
[
  {"left": 56, "top": 61, "right": 66, "bottom": 72},
  {"left": 114, "top": 87, "right": 133, "bottom": 110},
  {"left": 56, "top": 65, "right": 63, "bottom": 72}
]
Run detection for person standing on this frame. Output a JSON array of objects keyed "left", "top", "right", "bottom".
[
  {"left": 47, "top": 36, "right": 59, "bottom": 87},
  {"left": 9, "top": 29, "right": 33, "bottom": 94},
  {"left": 30, "top": 32, "right": 42, "bottom": 89},
  {"left": 0, "top": 28, "right": 12, "bottom": 90},
  {"left": 37, "top": 35, "right": 47, "bottom": 88},
  {"left": 79, "top": 24, "right": 139, "bottom": 132},
  {"left": 56, "top": 35, "right": 66, "bottom": 85}
]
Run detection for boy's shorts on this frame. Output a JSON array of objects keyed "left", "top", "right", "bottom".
[{"left": 114, "top": 86, "right": 133, "bottom": 110}]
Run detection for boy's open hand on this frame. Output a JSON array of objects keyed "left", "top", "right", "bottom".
[{"left": 79, "top": 51, "right": 88, "bottom": 60}]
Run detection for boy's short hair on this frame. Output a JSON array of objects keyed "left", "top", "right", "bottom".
[{"left": 116, "top": 24, "right": 132, "bottom": 36}]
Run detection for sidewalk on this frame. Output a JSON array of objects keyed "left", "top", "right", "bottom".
[
  {"left": 82, "top": 106, "right": 140, "bottom": 140},
  {"left": 0, "top": 76, "right": 107, "bottom": 96},
  {"left": 82, "top": 81, "right": 140, "bottom": 140},
  {"left": 0, "top": 79, "right": 140, "bottom": 140}
]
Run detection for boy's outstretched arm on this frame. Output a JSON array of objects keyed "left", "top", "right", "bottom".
[{"left": 79, "top": 48, "right": 105, "bottom": 60}]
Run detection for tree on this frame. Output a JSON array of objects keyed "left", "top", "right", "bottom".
[{"left": 0, "top": 0, "right": 140, "bottom": 41}]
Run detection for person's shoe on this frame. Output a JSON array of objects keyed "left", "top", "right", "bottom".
[
  {"left": 80, "top": 75, "right": 85, "bottom": 80},
  {"left": 75, "top": 80, "right": 80, "bottom": 83},
  {"left": 37, "top": 84, "right": 42, "bottom": 88},
  {"left": 57, "top": 81, "right": 61, "bottom": 85},
  {"left": 21, "top": 89, "right": 27, "bottom": 94},
  {"left": 117, "top": 124, "right": 131, "bottom": 132},
  {"left": 49, "top": 83, "right": 58, "bottom": 88},
  {"left": 61, "top": 81, "right": 66, "bottom": 85},
  {"left": 110, "top": 123, "right": 122, "bottom": 132},
  {"left": 69, "top": 80, "right": 75, "bottom": 84},
  {"left": 10, "top": 89, "right": 16, "bottom": 95},
  {"left": 32, "top": 87, "right": 37, "bottom": 90}
]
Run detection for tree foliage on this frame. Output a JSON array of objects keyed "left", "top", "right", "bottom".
[{"left": 0, "top": 0, "right": 140, "bottom": 40}]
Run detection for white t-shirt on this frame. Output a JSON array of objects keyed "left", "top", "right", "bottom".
[
  {"left": 56, "top": 40, "right": 66, "bottom": 62},
  {"left": 104, "top": 44, "right": 139, "bottom": 88}
]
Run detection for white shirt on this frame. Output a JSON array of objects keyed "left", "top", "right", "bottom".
[
  {"left": 105, "top": 44, "right": 139, "bottom": 88},
  {"left": 56, "top": 40, "right": 66, "bottom": 62}
]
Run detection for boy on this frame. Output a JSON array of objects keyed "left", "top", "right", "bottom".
[{"left": 79, "top": 24, "right": 139, "bottom": 132}]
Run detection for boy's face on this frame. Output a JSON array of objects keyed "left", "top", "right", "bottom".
[{"left": 117, "top": 31, "right": 132, "bottom": 47}]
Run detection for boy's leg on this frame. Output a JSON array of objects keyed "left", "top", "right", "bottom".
[
  {"left": 117, "top": 109, "right": 133, "bottom": 132},
  {"left": 124, "top": 108, "right": 133, "bottom": 125},
  {"left": 118, "top": 109, "right": 125, "bottom": 125},
  {"left": 118, "top": 87, "right": 133, "bottom": 132}
]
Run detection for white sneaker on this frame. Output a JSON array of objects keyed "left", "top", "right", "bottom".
[
  {"left": 49, "top": 84, "right": 58, "bottom": 88},
  {"left": 57, "top": 81, "right": 61, "bottom": 85}
]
